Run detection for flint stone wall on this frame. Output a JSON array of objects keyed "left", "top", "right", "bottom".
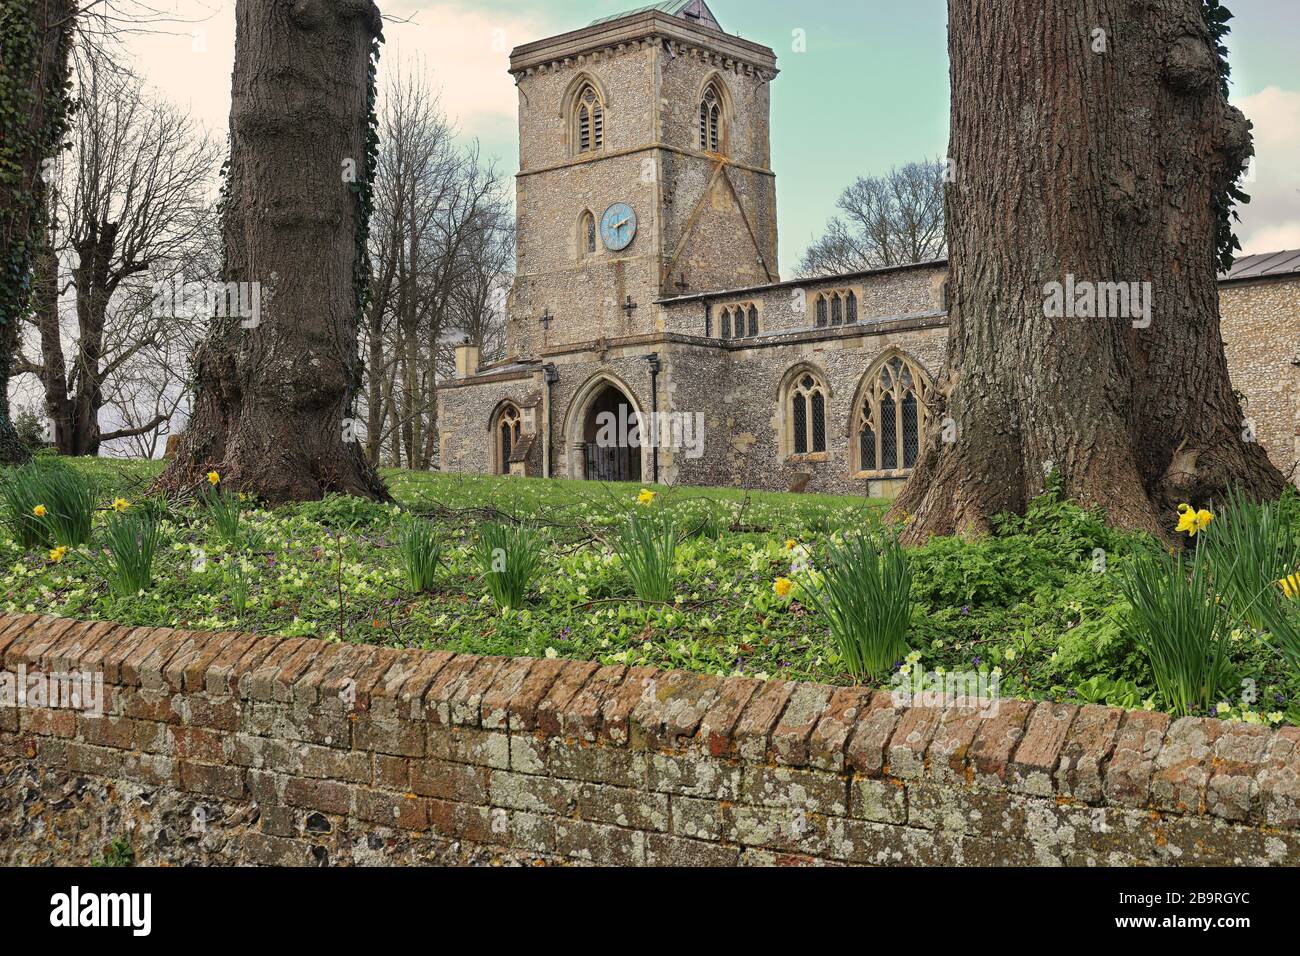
[{"left": 2, "top": 613, "right": 1298, "bottom": 866}]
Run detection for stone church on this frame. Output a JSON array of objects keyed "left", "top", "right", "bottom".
[{"left": 438, "top": 0, "right": 1300, "bottom": 495}]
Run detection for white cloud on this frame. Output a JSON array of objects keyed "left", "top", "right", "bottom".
[{"left": 1235, "top": 86, "right": 1300, "bottom": 254}]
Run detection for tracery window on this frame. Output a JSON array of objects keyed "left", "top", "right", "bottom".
[
  {"left": 787, "top": 371, "right": 828, "bottom": 456},
  {"left": 856, "top": 354, "right": 929, "bottom": 474},
  {"left": 495, "top": 404, "right": 523, "bottom": 474}
]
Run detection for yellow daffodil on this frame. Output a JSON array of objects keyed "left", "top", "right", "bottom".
[
  {"left": 48, "top": 546, "right": 67, "bottom": 563},
  {"left": 773, "top": 577, "right": 794, "bottom": 598},
  {"left": 785, "top": 539, "right": 797, "bottom": 551},
  {"left": 1281, "top": 573, "right": 1300, "bottom": 601},
  {"left": 32, "top": 505, "right": 46, "bottom": 518},
  {"left": 1176, "top": 506, "right": 1214, "bottom": 537},
  {"left": 112, "top": 498, "right": 130, "bottom": 513},
  {"left": 207, "top": 471, "right": 220, "bottom": 486},
  {"left": 637, "top": 489, "right": 657, "bottom": 505}
]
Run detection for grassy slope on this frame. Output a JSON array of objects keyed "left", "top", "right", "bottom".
[{"left": 6, "top": 457, "right": 1296, "bottom": 724}]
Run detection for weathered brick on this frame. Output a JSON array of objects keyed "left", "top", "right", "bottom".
[
  {"left": 115, "top": 627, "right": 174, "bottom": 686},
  {"left": 554, "top": 818, "right": 645, "bottom": 865},
  {"left": 290, "top": 642, "right": 353, "bottom": 708},
  {"left": 500, "top": 657, "right": 568, "bottom": 732},
  {"left": 887, "top": 704, "right": 945, "bottom": 779},
  {"left": 926, "top": 701, "right": 985, "bottom": 784},
  {"left": 387, "top": 650, "right": 456, "bottom": 720},
  {"left": 174, "top": 631, "right": 241, "bottom": 692},
  {"left": 127, "top": 626, "right": 190, "bottom": 688},
  {"left": 741, "top": 764, "right": 848, "bottom": 815},
  {"left": 968, "top": 698, "right": 1034, "bottom": 785},
  {"left": 734, "top": 679, "right": 794, "bottom": 763},
  {"left": 0, "top": 614, "right": 45, "bottom": 662},
  {"left": 644, "top": 750, "right": 741, "bottom": 799},
  {"left": 171, "top": 693, "right": 240, "bottom": 731},
  {"left": 1258, "top": 727, "right": 1300, "bottom": 828},
  {"left": 1055, "top": 704, "right": 1123, "bottom": 803},
  {"left": 65, "top": 741, "right": 127, "bottom": 776},
  {"left": 448, "top": 657, "right": 508, "bottom": 726},
  {"left": 354, "top": 789, "right": 430, "bottom": 831},
  {"left": 478, "top": 656, "right": 536, "bottom": 729},
  {"left": 353, "top": 714, "right": 426, "bottom": 757},
  {"left": 724, "top": 804, "right": 830, "bottom": 857},
  {"left": 771, "top": 682, "right": 835, "bottom": 767},
  {"left": 630, "top": 669, "right": 722, "bottom": 750},
  {"left": 696, "top": 675, "right": 759, "bottom": 759},
  {"left": 1205, "top": 722, "right": 1273, "bottom": 822},
  {"left": 1103, "top": 710, "right": 1171, "bottom": 808},
  {"left": 427, "top": 725, "right": 509, "bottom": 769},
  {"left": 410, "top": 759, "right": 489, "bottom": 803},
  {"left": 421, "top": 654, "right": 481, "bottom": 725},
  {"left": 599, "top": 666, "right": 659, "bottom": 746},
  {"left": 534, "top": 660, "right": 600, "bottom": 737},
  {"left": 20, "top": 707, "right": 76, "bottom": 738},
  {"left": 205, "top": 632, "right": 277, "bottom": 696},
  {"left": 559, "top": 664, "right": 626, "bottom": 741},
  {"left": 644, "top": 833, "right": 739, "bottom": 866},
  {"left": 373, "top": 754, "right": 411, "bottom": 790},
  {"left": 489, "top": 769, "right": 578, "bottom": 814},
  {"left": 576, "top": 781, "right": 670, "bottom": 831},
  {"left": 808, "top": 686, "right": 875, "bottom": 772},
  {"left": 672, "top": 794, "right": 725, "bottom": 841},
  {"left": 1151, "top": 717, "right": 1222, "bottom": 814},
  {"left": 1009, "top": 702, "right": 1078, "bottom": 796},
  {"left": 6, "top": 616, "right": 78, "bottom": 668},
  {"left": 849, "top": 777, "right": 907, "bottom": 824},
  {"left": 844, "top": 697, "right": 901, "bottom": 776},
  {"left": 268, "top": 639, "right": 326, "bottom": 703},
  {"left": 285, "top": 777, "right": 354, "bottom": 815},
  {"left": 46, "top": 620, "right": 117, "bottom": 673},
  {"left": 77, "top": 714, "right": 140, "bottom": 750},
  {"left": 547, "top": 739, "right": 644, "bottom": 788},
  {"left": 177, "top": 759, "right": 245, "bottom": 799}
]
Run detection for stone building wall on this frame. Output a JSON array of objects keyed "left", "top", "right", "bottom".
[
  {"left": 1220, "top": 276, "right": 1300, "bottom": 484},
  {"left": 3, "top": 614, "right": 1298, "bottom": 867}
]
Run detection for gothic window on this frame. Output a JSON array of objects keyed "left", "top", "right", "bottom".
[
  {"left": 855, "top": 354, "right": 930, "bottom": 475},
  {"left": 699, "top": 84, "right": 723, "bottom": 152},
  {"left": 579, "top": 211, "right": 597, "bottom": 256},
  {"left": 814, "top": 288, "right": 860, "bottom": 329},
  {"left": 576, "top": 84, "right": 604, "bottom": 154},
  {"left": 721, "top": 309, "right": 731, "bottom": 339},
  {"left": 787, "top": 371, "right": 828, "bottom": 456},
  {"left": 495, "top": 404, "right": 523, "bottom": 475},
  {"left": 748, "top": 305, "right": 759, "bottom": 337}
]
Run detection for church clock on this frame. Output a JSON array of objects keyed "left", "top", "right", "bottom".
[{"left": 600, "top": 203, "right": 637, "bottom": 251}]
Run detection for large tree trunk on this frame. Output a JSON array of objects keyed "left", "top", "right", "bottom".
[
  {"left": 894, "top": 0, "right": 1283, "bottom": 539},
  {"left": 0, "top": 0, "right": 74, "bottom": 465},
  {"left": 156, "top": 0, "right": 388, "bottom": 502}
]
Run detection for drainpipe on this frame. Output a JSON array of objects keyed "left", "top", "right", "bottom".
[
  {"left": 646, "top": 353, "right": 661, "bottom": 484},
  {"left": 543, "top": 364, "right": 559, "bottom": 478}
]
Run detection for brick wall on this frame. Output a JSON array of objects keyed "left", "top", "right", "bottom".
[{"left": 2, "top": 613, "right": 1298, "bottom": 866}]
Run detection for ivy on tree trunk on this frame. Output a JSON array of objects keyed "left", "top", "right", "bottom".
[
  {"left": 893, "top": 0, "right": 1283, "bottom": 540},
  {"left": 157, "top": 0, "right": 389, "bottom": 502}
]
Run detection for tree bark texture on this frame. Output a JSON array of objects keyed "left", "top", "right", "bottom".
[
  {"left": 894, "top": 0, "right": 1283, "bottom": 540},
  {"left": 156, "top": 0, "right": 388, "bottom": 502}
]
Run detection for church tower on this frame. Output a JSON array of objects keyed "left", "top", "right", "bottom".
[{"left": 506, "top": 1, "right": 780, "bottom": 358}]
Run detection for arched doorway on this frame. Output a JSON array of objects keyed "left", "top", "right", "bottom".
[{"left": 565, "top": 375, "right": 645, "bottom": 483}]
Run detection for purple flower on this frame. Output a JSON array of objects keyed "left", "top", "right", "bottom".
[
  {"left": 972, "top": 655, "right": 982, "bottom": 666},
  {"left": 960, "top": 605, "right": 971, "bottom": 616}
]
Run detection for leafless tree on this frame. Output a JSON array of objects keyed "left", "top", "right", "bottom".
[
  {"left": 797, "top": 159, "right": 947, "bottom": 277},
  {"left": 358, "top": 63, "right": 512, "bottom": 470},
  {"left": 18, "top": 59, "right": 219, "bottom": 456}
]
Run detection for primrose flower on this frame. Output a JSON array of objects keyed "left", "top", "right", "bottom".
[
  {"left": 637, "top": 489, "right": 657, "bottom": 505},
  {"left": 1216, "top": 701, "right": 1232, "bottom": 716},
  {"left": 112, "top": 498, "right": 130, "bottom": 513},
  {"left": 207, "top": 471, "right": 220, "bottom": 486},
  {"left": 1005, "top": 648, "right": 1016, "bottom": 661},
  {"left": 1280, "top": 573, "right": 1300, "bottom": 601},
  {"left": 773, "top": 577, "right": 793, "bottom": 598},
  {"left": 48, "top": 546, "right": 67, "bottom": 563},
  {"left": 32, "top": 505, "right": 46, "bottom": 518}
]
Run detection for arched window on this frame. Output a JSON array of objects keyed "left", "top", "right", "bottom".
[
  {"left": 831, "top": 294, "right": 843, "bottom": 326},
  {"left": 814, "top": 289, "right": 859, "bottom": 329},
  {"left": 579, "top": 211, "right": 597, "bottom": 256},
  {"left": 721, "top": 309, "right": 731, "bottom": 339},
  {"left": 816, "top": 297, "right": 828, "bottom": 327},
  {"left": 855, "top": 355, "right": 930, "bottom": 474},
  {"left": 575, "top": 84, "right": 604, "bottom": 154},
  {"left": 786, "top": 371, "right": 828, "bottom": 456},
  {"left": 747, "top": 305, "right": 759, "bottom": 337},
  {"left": 495, "top": 404, "right": 523, "bottom": 475},
  {"left": 699, "top": 83, "right": 723, "bottom": 152},
  {"left": 846, "top": 291, "right": 858, "bottom": 323}
]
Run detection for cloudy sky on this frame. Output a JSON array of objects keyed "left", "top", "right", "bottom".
[{"left": 121, "top": 0, "right": 1300, "bottom": 274}]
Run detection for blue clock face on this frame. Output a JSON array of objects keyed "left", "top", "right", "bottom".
[{"left": 600, "top": 203, "right": 637, "bottom": 252}]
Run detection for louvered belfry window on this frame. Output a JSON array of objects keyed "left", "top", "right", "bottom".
[
  {"left": 789, "top": 373, "right": 827, "bottom": 456},
  {"left": 856, "top": 355, "right": 929, "bottom": 474},
  {"left": 578, "top": 85, "right": 603, "bottom": 153},
  {"left": 700, "top": 85, "right": 722, "bottom": 152}
]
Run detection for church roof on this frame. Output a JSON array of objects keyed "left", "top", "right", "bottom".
[
  {"left": 1220, "top": 249, "right": 1300, "bottom": 282},
  {"left": 590, "top": 0, "right": 721, "bottom": 30}
]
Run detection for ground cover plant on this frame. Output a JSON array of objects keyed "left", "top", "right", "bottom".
[{"left": 3, "top": 455, "right": 1298, "bottom": 727}]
